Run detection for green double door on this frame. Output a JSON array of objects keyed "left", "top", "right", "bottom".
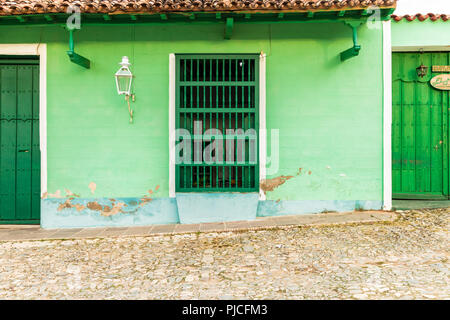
[
  {"left": 0, "top": 59, "right": 40, "bottom": 223},
  {"left": 392, "top": 52, "right": 450, "bottom": 200}
]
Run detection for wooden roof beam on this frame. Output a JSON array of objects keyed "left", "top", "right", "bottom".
[
  {"left": 224, "top": 17, "right": 233, "bottom": 40},
  {"left": 340, "top": 21, "right": 364, "bottom": 62}
]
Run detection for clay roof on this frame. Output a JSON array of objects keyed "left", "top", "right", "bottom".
[
  {"left": 0, "top": 0, "right": 396, "bottom": 16},
  {"left": 391, "top": 14, "right": 449, "bottom": 22}
]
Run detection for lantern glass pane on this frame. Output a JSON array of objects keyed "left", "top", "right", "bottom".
[
  {"left": 115, "top": 65, "right": 133, "bottom": 95},
  {"left": 117, "top": 76, "right": 130, "bottom": 93}
]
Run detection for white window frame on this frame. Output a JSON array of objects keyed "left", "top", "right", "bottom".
[{"left": 168, "top": 53, "right": 267, "bottom": 198}]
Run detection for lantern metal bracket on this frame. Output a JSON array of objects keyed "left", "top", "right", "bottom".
[
  {"left": 125, "top": 94, "right": 134, "bottom": 123},
  {"left": 340, "top": 21, "right": 363, "bottom": 62},
  {"left": 67, "top": 29, "right": 91, "bottom": 69}
]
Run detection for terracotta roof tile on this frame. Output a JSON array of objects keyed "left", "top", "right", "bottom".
[
  {"left": 392, "top": 14, "right": 449, "bottom": 22},
  {"left": 0, "top": 0, "right": 396, "bottom": 16}
]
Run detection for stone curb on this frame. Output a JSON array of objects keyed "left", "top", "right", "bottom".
[{"left": 0, "top": 211, "right": 398, "bottom": 242}]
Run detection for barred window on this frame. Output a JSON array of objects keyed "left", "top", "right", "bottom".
[{"left": 175, "top": 55, "right": 259, "bottom": 192}]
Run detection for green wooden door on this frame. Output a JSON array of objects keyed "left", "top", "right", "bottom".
[
  {"left": 392, "top": 52, "right": 450, "bottom": 200},
  {"left": 0, "top": 59, "right": 40, "bottom": 224}
]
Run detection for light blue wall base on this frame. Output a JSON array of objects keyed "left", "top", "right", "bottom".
[
  {"left": 257, "top": 200, "right": 383, "bottom": 217},
  {"left": 41, "top": 196, "right": 383, "bottom": 229},
  {"left": 176, "top": 193, "right": 260, "bottom": 224},
  {"left": 41, "top": 197, "right": 179, "bottom": 229}
]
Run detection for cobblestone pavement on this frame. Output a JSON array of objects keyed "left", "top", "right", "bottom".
[{"left": 0, "top": 209, "right": 448, "bottom": 300}]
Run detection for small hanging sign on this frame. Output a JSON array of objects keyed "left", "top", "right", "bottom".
[
  {"left": 430, "top": 74, "right": 450, "bottom": 90},
  {"left": 432, "top": 66, "right": 450, "bottom": 73}
]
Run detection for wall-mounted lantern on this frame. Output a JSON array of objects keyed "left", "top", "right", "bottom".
[
  {"left": 115, "top": 56, "right": 134, "bottom": 123},
  {"left": 416, "top": 49, "right": 428, "bottom": 78}
]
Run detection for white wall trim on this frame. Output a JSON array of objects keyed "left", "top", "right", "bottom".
[
  {"left": 0, "top": 43, "right": 47, "bottom": 198},
  {"left": 383, "top": 21, "right": 392, "bottom": 211},
  {"left": 259, "top": 53, "right": 267, "bottom": 201},
  {"left": 168, "top": 53, "right": 176, "bottom": 198},
  {"left": 392, "top": 46, "right": 450, "bottom": 52}
]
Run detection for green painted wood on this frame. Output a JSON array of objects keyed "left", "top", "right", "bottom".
[
  {"left": 392, "top": 52, "right": 450, "bottom": 199},
  {"left": 0, "top": 61, "right": 40, "bottom": 223},
  {"left": 16, "top": 65, "right": 33, "bottom": 220},
  {"left": 0, "top": 119, "right": 16, "bottom": 220},
  {"left": 0, "top": 219, "right": 40, "bottom": 224},
  {"left": 392, "top": 193, "right": 448, "bottom": 200},
  {"left": 31, "top": 65, "right": 40, "bottom": 220},
  {"left": 0, "top": 65, "right": 17, "bottom": 220},
  {"left": 0, "top": 59, "right": 39, "bottom": 65},
  {"left": 175, "top": 54, "right": 259, "bottom": 192}
]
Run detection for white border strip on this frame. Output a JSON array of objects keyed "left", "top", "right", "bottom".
[
  {"left": 259, "top": 53, "right": 267, "bottom": 201},
  {"left": 382, "top": 21, "right": 392, "bottom": 211},
  {"left": 392, "top": 46, "right": 450, "bottom": 52},
  {"left": 169, "top": 53, "right": 176, "bottom": 198},
  {"left": 0, "top": 43, "right": 47, "bottom": 198}
]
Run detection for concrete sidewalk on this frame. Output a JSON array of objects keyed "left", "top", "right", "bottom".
[{"left": 0, "top": 211, "right": 397, "bottom": 242}]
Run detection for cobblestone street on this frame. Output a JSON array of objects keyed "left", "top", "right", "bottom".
[{"left": 0, "top": 209, "right": 448, "bottom": 300}]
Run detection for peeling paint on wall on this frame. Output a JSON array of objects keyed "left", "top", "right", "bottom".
[
  {"left": 65, "top": 189, "right": 80, "bottom": 197},
  {"left": 53, "top": 184, "right": 162, "bottom": 217},
  {"left": 43, "top": 190, "right": 63, "bottom": 199},
  {"left": 57, "top": 198, "right": 86, "bottom": 212},
  {"left": 140, "top": 190, "right": 153, "bottom": 207},
  {"left": 85, "top": 199, "right": 127, "bottom": 216},
  {"left": 88, "top": 182, "right": 96, "bottom": 195},
  {"left": 260, "top": 175, "right": 294, "bottom": 195},
  {"left": 139, "top": 185, "right": 161, "bottom": 207},
  {"left": 260, "top": 166, "right": 318, "bottom": 196},
  {"left": 57, "top": 198, "right": 127, "bottom": 216},
  {"left": 86, "top": 201, "right": 103, "bottom": 211},
  {"left": 97, "top": 201, "right": 126, "bottom": 217}
]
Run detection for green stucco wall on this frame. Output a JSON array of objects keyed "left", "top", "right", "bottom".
[
  {"left": 0, "top": 21, "right": 384, "bottom": 226},
  {"left": 392, "top": 20, "right": 450, "bottom": 47}
]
